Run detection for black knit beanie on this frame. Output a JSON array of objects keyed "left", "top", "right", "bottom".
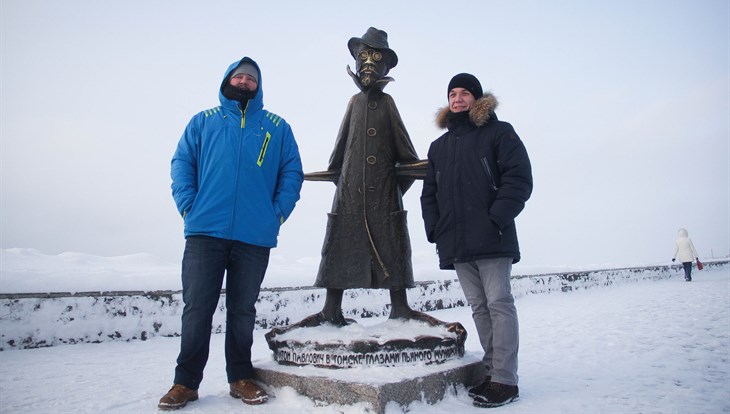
[{"left": 447, "top": 73, "right": 483, "bottom": 99}]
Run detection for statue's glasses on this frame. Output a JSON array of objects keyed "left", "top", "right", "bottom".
[{"left": 358, "top": 50, "right": 382, "bottom": 62}]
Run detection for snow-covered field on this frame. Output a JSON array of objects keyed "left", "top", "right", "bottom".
[
  {"left": 1, "top": 260, "right": 728, "bottom": 413},
  {"left": 0, "top": 248, "right": 653, "bottom": 293}
]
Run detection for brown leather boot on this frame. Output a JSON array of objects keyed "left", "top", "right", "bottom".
[
  {"left": 158, "top": 384, "right": 198, "bottom": 410},
  {"left": 229, "top": 379, "right": 269, "bottom": 405}
]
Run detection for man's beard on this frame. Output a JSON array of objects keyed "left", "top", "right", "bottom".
[{"left": 222, "top": 84, "right": 256, "bottom": 104}]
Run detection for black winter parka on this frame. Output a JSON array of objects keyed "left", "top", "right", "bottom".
[{"left": 420, "top": 93, "right": 532, "bottom": 269}]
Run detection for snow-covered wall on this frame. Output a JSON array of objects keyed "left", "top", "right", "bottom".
[{"left": 1, "top": 261, "right": 727, "bottom": 351}]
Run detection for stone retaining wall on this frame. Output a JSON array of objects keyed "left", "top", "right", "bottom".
[{"left": 1, "top": 261, "right": 726, "bottom": 350}]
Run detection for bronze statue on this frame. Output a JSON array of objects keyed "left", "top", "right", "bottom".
[
  {"left": 265, "top": 28, "right": 461, "bottom": 342},
  {"left": 303, "top": 27, "right": 438, "bottom": 326}
]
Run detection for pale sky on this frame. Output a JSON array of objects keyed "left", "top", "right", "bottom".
[{"left": 2, "top": 0, "right": 728, "bottom": 276}]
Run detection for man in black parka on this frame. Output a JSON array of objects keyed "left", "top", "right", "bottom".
[{"left": 421, "top": 73, "right": 532, "bottom": 408}]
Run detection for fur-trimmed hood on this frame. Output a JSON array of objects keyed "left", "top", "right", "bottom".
[{"left": 435, "top": 93, "right": 498, "bottom": 129}]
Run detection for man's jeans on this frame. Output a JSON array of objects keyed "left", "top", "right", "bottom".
[
  {"left": 454, "top": 258, "right": 519, "bottom": 386},
  {"left": 173, "top": 236, "right": 270, "bottom": 390}
]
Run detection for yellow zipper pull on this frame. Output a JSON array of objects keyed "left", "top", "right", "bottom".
[{"left": 240, "top": 101, "right": 249, "bottom": 128}]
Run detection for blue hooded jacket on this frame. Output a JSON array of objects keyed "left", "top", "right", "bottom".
[{"left": 171, "top": 57, "right": 303, "bottom": 247}]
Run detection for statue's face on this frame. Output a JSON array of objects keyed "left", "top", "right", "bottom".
[{"left": 355, "top": 47, "right": 389, "bottom": 88}]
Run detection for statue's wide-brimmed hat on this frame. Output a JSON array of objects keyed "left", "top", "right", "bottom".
[{"left": 348, "top": 27, "right": 398, "bottom": 68}]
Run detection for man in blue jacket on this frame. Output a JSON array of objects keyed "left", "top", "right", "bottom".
[{"left": 159, "top": 57, "right": 303, "bottom": 410}]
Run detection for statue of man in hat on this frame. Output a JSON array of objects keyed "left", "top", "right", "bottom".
[{"left": 301, "top": 27, "right": 437, "bottom": 326}]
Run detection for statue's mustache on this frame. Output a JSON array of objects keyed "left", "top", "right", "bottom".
[{"left": 359, "top": 64, "right": 379, "bottom": 76}]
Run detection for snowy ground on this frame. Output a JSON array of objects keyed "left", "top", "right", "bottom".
[{"left": 1, "top": 267, "right": 728, "bottom": 413}]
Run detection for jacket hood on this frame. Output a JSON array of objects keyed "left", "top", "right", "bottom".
[
  {"left": 678, "top": 228, "right": 688, "bottom": 237},
  {"left": 219, "top": 57, "right": 263, "bottom": 113},
  {"left": 435, "top": 93, "right": 498, "bottom": 129}
]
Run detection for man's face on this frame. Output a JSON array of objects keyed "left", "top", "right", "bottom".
[
  {"left": 229, "top": 73, "right": 258, "bottom": 92},
  {"left": 448, "top": 88, "right": 476, "bottom": 113},
  {"left": 355, "top": 47, "right": 389, "bottom": 88}
]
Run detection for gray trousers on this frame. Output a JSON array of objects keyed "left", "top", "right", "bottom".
[{"left": 454, "top": 258, "right": 519, "bottom": 386}]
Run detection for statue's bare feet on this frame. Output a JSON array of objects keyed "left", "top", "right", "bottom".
[
  {"left": 296, "top": 312, "right": 327, "bottom": 328},
  {"left": 389, "top": 309, "right": 467, "bottom": 335},
  {"left": 389, "top": 309, "right": 443, "bottom": 326},
  {"left": 446, "top": 321, "right": 467, "bottom": 336},
  {"left": 294, "top": 311, "right": 356, "bottom": 328},
  {"left": 265, "top": 311, "right": 357, "bottom": 349},
  {"left": 326, "top": 312, "right": 357, "bottom": 327}
]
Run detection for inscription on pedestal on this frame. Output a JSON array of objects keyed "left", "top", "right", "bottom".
[
  {"left": 275, "top": 346, "right": 461, "bottom": 368},
  {"left": 265, "top": 319, "right": 467, "bottom": 369}
]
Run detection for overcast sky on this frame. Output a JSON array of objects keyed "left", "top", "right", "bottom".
[{"left": 2, "top": 0, "right": 728, "bottom": 276}]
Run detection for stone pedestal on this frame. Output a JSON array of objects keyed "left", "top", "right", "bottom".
[
  {"left": 254, "top": 354, "right": 485, "bottom": 413},
  {"left": 265, "top": 318, "right": 467, "bottom": 369}
]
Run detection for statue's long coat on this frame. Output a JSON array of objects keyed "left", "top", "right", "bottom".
[{"left": 314, "top": 77, "right": 418, "bottom": 289}]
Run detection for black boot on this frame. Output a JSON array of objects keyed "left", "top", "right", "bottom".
[
  {"left": 473, "top": 382, "right": 519, "bottom": 408},
  {"left": 468, "top": 376, "right": 491, "bottom": 398}
]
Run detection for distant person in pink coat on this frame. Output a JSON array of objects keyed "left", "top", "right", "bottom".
[{"left": 672, "top": 228, "right": 700, "bottom": 281}]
